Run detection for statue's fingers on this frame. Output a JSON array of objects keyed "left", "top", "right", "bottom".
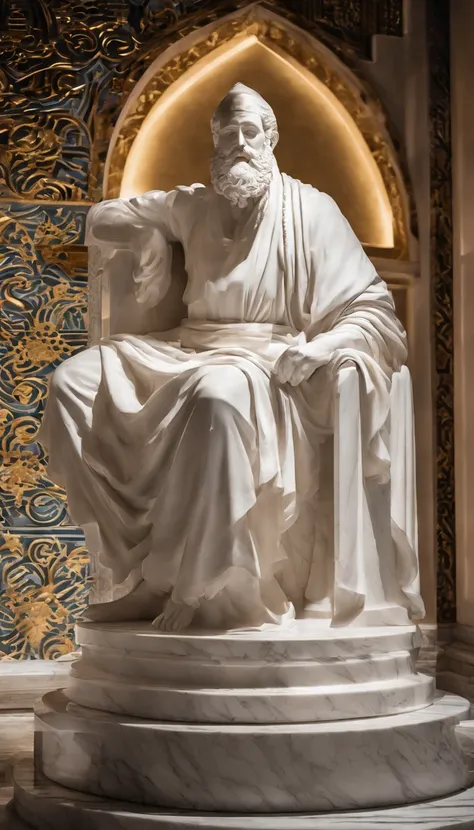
[
  {"left": 273, "top": 354, "right": 284, "bottom": 379},
  {"left": 290, "top": 362, "right": 315, "bottom": 386},
  {"left": 301, "top": 363, "right": 317, "bottom": 382},
  {"left": 288, "top": 365, "right": 304, "bottom": 386},
  {"left": 276, "top": 356, "right": 292, "bottom": 383}
]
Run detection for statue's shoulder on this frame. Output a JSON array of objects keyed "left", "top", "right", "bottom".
[
  {"left": 283, "top": 174, "right": 342, "bottom": 223},
  {"left": 283, "top": 174, "right": 337, "bottom": 210}
]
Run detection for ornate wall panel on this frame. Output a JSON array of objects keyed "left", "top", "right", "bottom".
[
  {"left": 0, "top": 0, "right": 453, "bottom": 653},
  {"left": 427, "top": 0, "right": 455, "bottom": 624},
  {"left": 271, "top": 0, "right": 403, "bottom": 60},
  {"left": 0, "top": 204, "right": 88, "bottom": 529},
  {"left": 0, "top": 530, "right": 89, "bottom": 659},
  {"left": 0, "top": 0, "right": 405, "bottom": 204},
  {"left": 0, "top": 201, "right": 91, "bottom": 657}
]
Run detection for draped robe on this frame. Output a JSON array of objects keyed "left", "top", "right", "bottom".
[{"left": 40, "top": 168, "right": 425, "bottom": 627}]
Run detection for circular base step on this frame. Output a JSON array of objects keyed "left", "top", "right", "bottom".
[
  {"left": 35, "top": 690, "right": 472, "bottom": 812},
  {"left": 13, "top": 754, "right": 474, "bottom": 830},
  {"left": 69, "top": 621, "right": 434, "bottom": 723}
]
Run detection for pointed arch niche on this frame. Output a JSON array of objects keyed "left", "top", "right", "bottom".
[
  {"left": 103, "top": 5, "right": 417, "bottom": 331},
  {"left": 105, "top": 6, "right": 412, "bottom": 250}
]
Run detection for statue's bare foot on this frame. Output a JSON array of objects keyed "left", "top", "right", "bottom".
[
  {"left": 83, "top": 580, "right": 164, "bottom": 623},
  {"left": 152, "top": 598, "right": 196, "bottom": 632}
]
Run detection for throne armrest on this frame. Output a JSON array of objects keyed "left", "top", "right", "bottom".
[
  {"left": 332, "top": 361, "right": 418, "bottom": 626},
  {"left": 333, "top": 363, "right": 364, "bottom": 620}
]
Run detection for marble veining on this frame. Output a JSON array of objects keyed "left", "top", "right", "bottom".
[
  {"left": 75, "top": 621, "right": 423, "bottom": 659},
  {"left": 78, "top": 645, "right": 416, "bottom": 687},
  {"left": 66, "top": 670, "right": 434, "bottom": 723},
  {"left": 12, "top": 756, "right": 474, "bottom": 830},
  {"left": 34, "top": 690, "right": 472, "bottom": 813},
  {"left": 67, "top": 622, "right": 433, "bottom": 723}
]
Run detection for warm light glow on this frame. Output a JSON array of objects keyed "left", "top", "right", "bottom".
[{"left": 119, "top": 34, "right": 394, "bottom": 248}]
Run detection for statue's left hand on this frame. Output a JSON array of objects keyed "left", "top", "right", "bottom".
[{"left": 274, "top": 339, "right": 334, "bottom": 386}]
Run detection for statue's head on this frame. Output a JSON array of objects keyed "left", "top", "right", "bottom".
[{"left": 210, "top": 83, "right": 278, "bottom": 208}]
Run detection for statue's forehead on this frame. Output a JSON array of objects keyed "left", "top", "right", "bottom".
[{"left": 216, "top": 93, "right": 263, "bottom": 123}]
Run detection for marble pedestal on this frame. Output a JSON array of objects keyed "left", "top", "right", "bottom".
[
  {"left": 66, "top": 620, "right": 434, "bottom": 723},
  {"left": 35, "top": 688, "right": 471, "bottom": 812},
  {"left": 11, "top": 621, "right": 474, "bottom": 827}
]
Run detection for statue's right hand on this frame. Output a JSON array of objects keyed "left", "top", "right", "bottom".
[{"left": 274, "top": 339, "right": 334, "bottom": 386}]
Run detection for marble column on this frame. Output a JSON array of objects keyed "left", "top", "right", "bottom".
[{"left": 363, "top": 0, "right": 437, "bottom": 629}]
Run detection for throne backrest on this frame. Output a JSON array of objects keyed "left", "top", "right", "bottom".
[{"left": 88, "top": 242, "right": 187, "bottom": 344}]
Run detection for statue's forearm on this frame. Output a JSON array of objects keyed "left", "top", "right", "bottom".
[
  {"left": 87, "top": 190, "right": 177, "bottom": 248},
  {"left": 308, "top": 325, "right": 371, "bottom": 358},
  {"left": 307, "top": 310, "right": 406, "bottom": 374},
  {"left": 307, "top": 279, "right": 407, "bottom": 368}
]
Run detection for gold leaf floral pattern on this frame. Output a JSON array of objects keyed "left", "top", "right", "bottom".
[
  {"left": 0, "top": 203, "right": 90, "bottom": 657},
  {"left": 0, "top": 531, "right": 91, "bottom": 660}
]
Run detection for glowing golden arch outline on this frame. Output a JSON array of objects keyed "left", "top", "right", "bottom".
[{"left": 103, "top": 5, "right": 409, "bottom": 258}]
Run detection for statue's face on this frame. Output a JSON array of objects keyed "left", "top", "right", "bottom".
[
  {"left": 215, "top": 107, "right": 266, "bottom": 164},
  {"left": 210, "top": 94, "right": 275, "bottom": 208}
]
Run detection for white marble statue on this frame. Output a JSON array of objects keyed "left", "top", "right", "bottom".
[{"left": 40, "top": 83, "right": 425, "bottom": 632}]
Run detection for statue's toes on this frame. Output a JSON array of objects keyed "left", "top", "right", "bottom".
[
  {"left": 171, "top": 606, "right": 195, "bottom": 631},
  {"left": 151, "top": 612, "right": 166, "bottom": 630},
  {"left": 152, "top": 601, "right": 195, "bottom": 631}
]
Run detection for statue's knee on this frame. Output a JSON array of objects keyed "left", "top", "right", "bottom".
[
  {"left": 49, "top": 360, "right": 74, "bottom": 400},
  {"left": 191, "top": 367, "right": 247, "bottom": 430},
  {"left": 49, "top": 348, "right": 100, "bottom": 402},
  {"left": 192, "top": 393, "right": 234, "bottom": 428}
]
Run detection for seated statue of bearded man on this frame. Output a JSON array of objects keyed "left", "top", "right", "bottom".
[{"left": 40, "top": 83, "right": 425, "bottom": 632}]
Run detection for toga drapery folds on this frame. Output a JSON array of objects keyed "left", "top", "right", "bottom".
[{"left": 41, "top": 168, "right": 425, "bottom": 627}]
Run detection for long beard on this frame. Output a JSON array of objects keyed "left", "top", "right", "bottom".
[{"left": 210, "top": 143, "right": 274, "bottom": 208}]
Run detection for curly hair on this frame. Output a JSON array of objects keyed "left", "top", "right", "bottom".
[{"left": 210, "top": 83, "right": 279, "bottom": 149}]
